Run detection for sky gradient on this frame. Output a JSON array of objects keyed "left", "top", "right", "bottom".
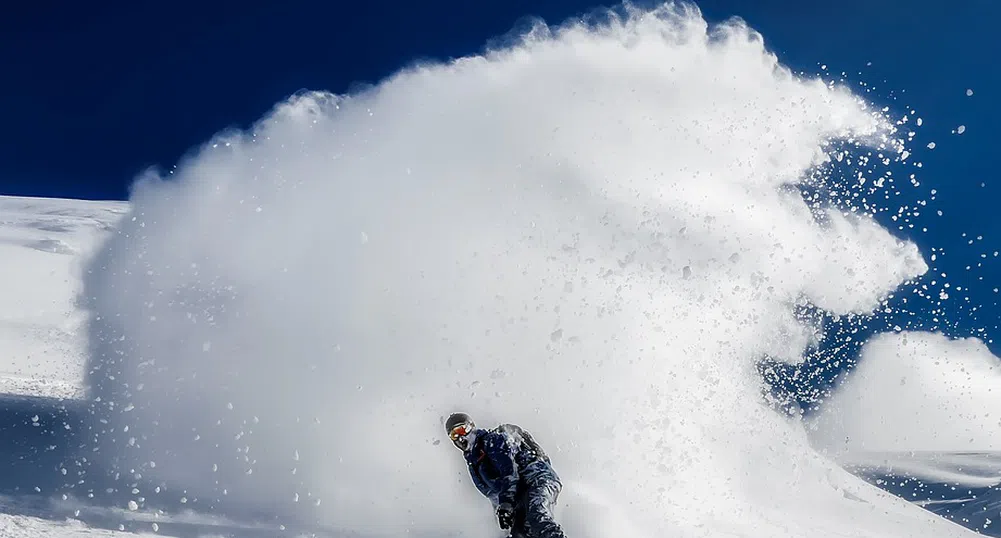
[
  {"left": 2, "top": 1, "right": 996, "bottom": 201},
  {"left": 2, "top": 1, "right": 998, "bottom": 351}
]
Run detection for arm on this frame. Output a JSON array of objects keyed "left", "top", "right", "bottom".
[{"left": 483, "top": 431, "right": 520, "bottom": 508}]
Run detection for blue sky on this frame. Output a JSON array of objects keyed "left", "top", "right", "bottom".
[
  {"left": 2, "top": 0, "right": 998, "bottom": 355},
  {"left": 2, "top": 1, "right": 995, "bottom": 200}
]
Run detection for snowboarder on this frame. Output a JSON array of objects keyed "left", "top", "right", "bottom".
[{"left": 445, "top": 412, "right": 567, "bottom": 538}]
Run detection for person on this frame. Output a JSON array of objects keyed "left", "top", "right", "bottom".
[{"left": 445, "top": 412, "right": 567, "bottom": 538}]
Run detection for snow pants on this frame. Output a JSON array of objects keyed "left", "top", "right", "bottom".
[{"left": 509, "top": 461, "right": 566, "bottom": 538}]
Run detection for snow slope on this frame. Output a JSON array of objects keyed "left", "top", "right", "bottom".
[
  {"left": 1, "top": 3, "right": 999, "bottom": 538},
  {"left": 0, "top": 197, "right": 144, "bottom": 536},
  {"left": 0, "top": 196, "right": 128, "bottom": 399},
  {"left": 0, "top": 198, "right": 313, "bottom": 536},
  {"left": 0, "top": 513, "right": 158, "bottom": 538}
]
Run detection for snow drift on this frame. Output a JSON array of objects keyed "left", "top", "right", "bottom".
[{"left": 80, "top": 3, "right": 978, "bottom": 537}]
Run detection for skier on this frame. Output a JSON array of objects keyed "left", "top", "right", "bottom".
[{"left": 445, "top": 412, "right": 567, "bottom": 538}]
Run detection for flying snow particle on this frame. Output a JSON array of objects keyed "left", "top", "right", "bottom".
[
  {"left": 967, "top": 89, "right": 974, "bottom": 96},
  {"left": 957, "top": 125, "right": 966, "bottom": 134},
  {"left": 927, "top": 142, "right": 936, "bottom": 149}
]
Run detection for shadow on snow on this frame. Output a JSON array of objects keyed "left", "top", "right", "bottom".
[{"left": 0, "top": 392, "right": 343, "bottom": 537}]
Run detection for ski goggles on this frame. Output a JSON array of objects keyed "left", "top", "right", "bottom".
[{"left": 449, "top": 423, "right": 473, "bottom": 441}]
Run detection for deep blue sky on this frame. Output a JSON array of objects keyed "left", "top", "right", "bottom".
[
  {"left": 1, "top": 0, "right": 995, "bottom": 201},
  {"left": 2, "top": 0, "right": 998, "bottom": 349}
]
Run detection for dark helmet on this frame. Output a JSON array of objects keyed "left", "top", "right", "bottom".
[
  {"left": 445, "top": 413, "right": 476, "bottom": 450},
  {"left": 445, "top": 412, "right": 474, "bottom": 433}
]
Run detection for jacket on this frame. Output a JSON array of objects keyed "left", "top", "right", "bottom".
[{"left": 463, "top": 423, "right": 555, "bottom": 508}]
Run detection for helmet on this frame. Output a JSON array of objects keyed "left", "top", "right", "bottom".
[
  {"left": 445, "top": 412, "right": 475, "bottom": 449},
  {"left": 445, "top": 412, "right": 473, "bottom": 433}
]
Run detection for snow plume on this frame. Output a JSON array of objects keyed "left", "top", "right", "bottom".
[
  {"left": 811, "top": 331, "right": 1001, "bottom": 486},
  {"left": 81, "top": 3, "right": 967, "bottom": 537}
]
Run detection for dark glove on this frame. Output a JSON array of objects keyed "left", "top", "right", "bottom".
[{"left": 496, "top": 503, "right": 514, "bottom": 530}]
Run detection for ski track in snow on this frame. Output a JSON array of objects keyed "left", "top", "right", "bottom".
[{"left": 1, "top": 5, "right": 1000, "bottom": 538}]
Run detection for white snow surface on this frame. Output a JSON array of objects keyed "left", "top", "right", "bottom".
[
  {"left": 0, "top": 196, "right": 128, "bottom": 399},
  {"left": 0, "top": 513, "right": 157, "bottom": 538},
  {"left": 0, "top": 3, "right": 994, "bottom": 538}
]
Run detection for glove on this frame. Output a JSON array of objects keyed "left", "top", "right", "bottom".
[{"left": 496, "top": 503, "right": 514, "bottom": 530}]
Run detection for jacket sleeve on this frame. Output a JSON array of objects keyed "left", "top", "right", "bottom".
[{"left": 483, "top": 430, "right": 520, "bottom": 507}]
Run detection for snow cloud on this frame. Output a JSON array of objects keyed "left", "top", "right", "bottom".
[
  {"left": 79, "top": 3, "right": 958, "bottom": 537},
  {"left": 810, "top": 331, "right": 1001, "bottom": 484}
]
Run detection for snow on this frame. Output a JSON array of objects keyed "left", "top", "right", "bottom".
[
  {"left": 0, "top": 196, "right": 128, "bottom": 399},
  {"left": 0, "top": 513, "right": 158, "bottom": 538},
  {"left": 846, "top": 451, "right": 1001, "bottom": 489},
  {"left": 810, "top": 331, "right": 1001, "bottom": 484},
  {"left": 0, "top": 492, "right": 299, "bottom": 537},
  {"left": 0, "top": 4, "right": 993, "bottom": 538}
]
